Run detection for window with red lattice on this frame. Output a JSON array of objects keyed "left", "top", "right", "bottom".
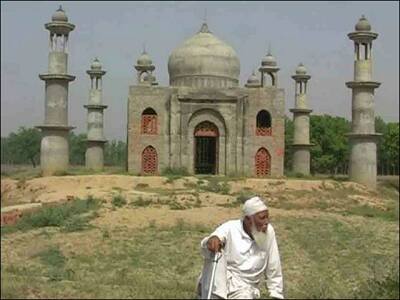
[
  {"left": 142, "top": 146, "right": 158, "bottom": 175},
  {"left": 141, "top": 108, "right": 157, "bottom": 134},
  {"left": 255, "top": 148, "right": 271, "bottom": 177},
  {"left": 256, "top": 110, "right": 272, "bottom": 136}
]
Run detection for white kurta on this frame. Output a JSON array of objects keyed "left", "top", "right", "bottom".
[{"left": 199, "top": 220, "right": 284, "bottom": 299}]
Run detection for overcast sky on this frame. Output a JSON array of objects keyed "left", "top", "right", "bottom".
[{"left": 1, "top": 1, "right": 399, "bottom": 141}]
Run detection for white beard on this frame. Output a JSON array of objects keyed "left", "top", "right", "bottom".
[{"left": 251, "top": 223, "right": 268, "bottom": 250}]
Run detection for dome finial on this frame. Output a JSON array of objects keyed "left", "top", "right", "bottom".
[
  {"left": 267, "top": 43, "right": 272, "bottom": 56},
  {"left": 199, "top": 10, "right": 211, "bottom": 33},
  {"left": 142, "top": 42, "right": 147, "bottom": 54},
  {"left": 199, "top": 22, "right": 210, "bottom": 33},
  {"left": 57, "top": 5, "right": 63, "bottom": 11}
]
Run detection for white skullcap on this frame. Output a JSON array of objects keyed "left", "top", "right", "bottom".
[{"left": 242, "top": 196, "right": 268, "bottom": 216}]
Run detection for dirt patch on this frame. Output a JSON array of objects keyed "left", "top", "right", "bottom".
[{"left": 1, "top": 175, "right": 396, "bottom": 223}]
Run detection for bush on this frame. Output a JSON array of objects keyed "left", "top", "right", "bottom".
[
  {"left": 355, "top": 263, "right": 399, "bottom": 299},
  {"left": 130, "top": 196, "right": 152, "bottom": 207},
  {"left": 201, "top": 178, "right": 230, "bottom": 194},
  {"left": 161, "top": 167, "right": 189, "bottom": 176},
  {"left": 112, "top": 194, "right": 127, "bottom": 208}
]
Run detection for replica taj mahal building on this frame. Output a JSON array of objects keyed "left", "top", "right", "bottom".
[
  {"left": 127, "top": 22, "right": 285, "bottom": 177},
  {"left": 38, "top": 7, "right": 380, "bottom": 188}
]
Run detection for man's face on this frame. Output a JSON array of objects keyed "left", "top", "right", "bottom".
[{"left": 251, "top": 210, "right": 269, "bottom": 233}]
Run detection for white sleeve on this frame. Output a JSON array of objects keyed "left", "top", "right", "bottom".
[
  {"left": 200, "top": 221, "right": 231, "bottom": 255},
  {"left": 265, "top": 225, "right": 284, "bottom": 299}
]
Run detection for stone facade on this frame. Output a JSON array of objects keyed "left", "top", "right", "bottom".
[
  {"left": 127, "top": 85, "right": 285, "bottom": 176},
  {"left": 127, "top": 23, "right": 285, "bottom": 177}
]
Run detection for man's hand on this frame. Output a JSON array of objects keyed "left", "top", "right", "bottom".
[{"left": 207, "top": 235, "right": 223, "bottom": 253}]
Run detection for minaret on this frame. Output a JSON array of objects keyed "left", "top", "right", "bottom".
[
  {"left": 346, "top": 15, "right": 381, "bottom": 189},
  {"left": 290, "top": 63, "right": 313, "bottom": 175},
  {"left": 84, "top": 58, "right": 107, "bottom": 171},
  {"left": 258, "top": 49, "right": 280, "bottom": 87},
  {"left": 134, "top": 49, "right": 157, "bottom": 86},
  {"left": 36, "top": 6, "right": 75, "bottom": 176}
]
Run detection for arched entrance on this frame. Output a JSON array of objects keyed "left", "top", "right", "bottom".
[
  {"left": 255, "top": 148, "right": 271, "bottom": 177},
  {"left": 194, "top": 121, "right": 219, "bottom": 174}
]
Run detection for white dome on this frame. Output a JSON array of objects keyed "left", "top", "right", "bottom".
[
  {"left": 168, "top": 23, "right": 240, "bottom": 88},
  {"left": 137, "top": 51, "right": 152, "bottom": 66},
  {"left": 295, "top": 63, "right": 307, "bottom": 75},
  {"left": 91, "top": 57, "right": 102, "bottom": 70},
  {"left": 262, "top": 53, "right": 277, "bottom": 66},
  {"left": 52, "top": 6, "right": 68, "bottom": 22},
  {"left": 355, "top": 15, "right": 371, "bottom": 31}
]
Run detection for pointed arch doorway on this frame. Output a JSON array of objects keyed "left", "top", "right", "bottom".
[{"left": 194, "top": 121, "right": 219, "bottom": 174}]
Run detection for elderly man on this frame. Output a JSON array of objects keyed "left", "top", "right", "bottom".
[{"left": 198, "top": 196, "right": 283, "bottom": 299}]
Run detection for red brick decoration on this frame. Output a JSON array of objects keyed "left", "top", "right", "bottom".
[
  {"left": 275, "top": 147, "right": 284, "bottom": 157},
  {"left": 1, "top": 210, "right": 22, "bottom": 226},
  {"left": 255, "top": 148, "right": 271, "bottom": 177},
  {"left": 256, "top": 127, "right": 272, "bottom": 136},
  {"left": 256, "top": 110, "right": 272, "bottom": 136},
  {"left": 194, "top": 121, "right": 219, "bottom": 137},
  {"left": 141, "top": 108, "right": 157, "bottom": 135},
  {"left": 142, "top": 146, "right": 158, "bottom": 175}
]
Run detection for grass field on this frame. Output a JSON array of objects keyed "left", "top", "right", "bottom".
[{"left": 1, "top": 169, "right": 399, "bottom": 299}]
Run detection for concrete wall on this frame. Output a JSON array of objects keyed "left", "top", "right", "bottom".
[
  {"left": 86, "top": 143, "right": 104, "bottom": 171},
  {"left": 44, "top": 80, "right": 69, "bottom": 125},
  {"left": 127, "top": 84, "right": 285, "bottom": 177},
  {"left": 292, "top": 147, "right": 310, "bottom": 174},
  {"left": 244, "top": 87, "right": 285, "bottom": 177},
  {"left": 127, "top": 86, "right": 172, "bottom": 174},
  {"left": 349, "top": 138, "right": 377, "bottom": 188},
  {"left": 351, "top": 87, "right": 376, "bottom": 134},
  {"left": 293, "top": 113, "right": 310, "bottom": 144},
  {"left": 48, "top": 52, "right": 68, "bottom": 74},
  {"left": 87, "top": 109, "right": 105, "bottom": 140},
  {"left": 40, "top": 130, "right": 69, "bottom": 176}
]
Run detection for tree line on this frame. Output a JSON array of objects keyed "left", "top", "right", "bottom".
[
  {"left": 1, "top": 115, "right": 398, "bottom": 175},
  {"left": 285, "top": 115, "right": 399, "bottom": 175},
  {"left": 1, "top": 130, "right": 126, "bottom": 168}
]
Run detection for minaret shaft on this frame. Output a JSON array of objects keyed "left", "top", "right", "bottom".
[
  {"left": 346, "top": 16, "right": 381, "bottom": 189},
  {"left": 85, "top": 59, "right": 107, "bottom": 171},
  {"left": 290, "top": 65, "right": 312, "bottom": 175},
  {"left": 36, "top": 7, "right": 75, "bottom": 176}
]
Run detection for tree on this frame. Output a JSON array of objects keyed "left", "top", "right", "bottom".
[
  {"left": 376, "top": 116, "right": 387, "bottom": 175},
  {"left": 4, "top": 127, "right": 41, "bottom": 167},
  {"left": 69, "top": 132, "right": 87, "bottom": 165},
  {"left": 284, "top": 116, "right": 294, "bottom": 172},
  {"left": 383, "top": 122, "right": 399, "bottom": 175},
  {"left": 104, "top": 140, "right": 126, "bottom": 166},
  {"left": 309, "top": 115, "right": 351, "bottom": 174}
]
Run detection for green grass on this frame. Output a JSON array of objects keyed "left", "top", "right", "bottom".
[
  {"left": 0, "top": 196, "right": 101, "bottom": 235},
  {"left": 161, "top": 167, "right": 189, "bottom": 183},
  {"left": 2, "top": 213, "right": 398, "bottom": 299}
]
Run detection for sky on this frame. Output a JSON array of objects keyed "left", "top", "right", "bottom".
[{"left": 1, "top": 1, "right": 399, "bottom": 141}]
